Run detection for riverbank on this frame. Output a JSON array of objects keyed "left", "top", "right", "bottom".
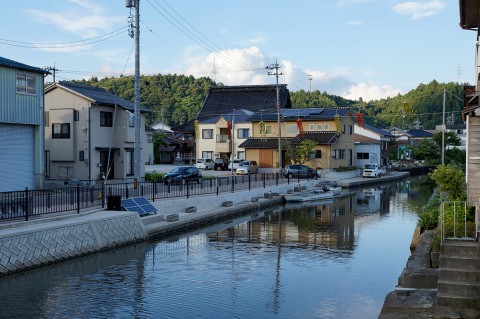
[{"left": 0, "top": 171, "right": 408, "bottom": 277}]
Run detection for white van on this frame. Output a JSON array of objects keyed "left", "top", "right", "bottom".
[{"left": 195, "top": 158, "right": 215, "bottom": 170}]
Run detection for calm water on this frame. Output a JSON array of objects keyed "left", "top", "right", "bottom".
[{"left": 0, "top": 176, "right": 434, "bottom": 319}]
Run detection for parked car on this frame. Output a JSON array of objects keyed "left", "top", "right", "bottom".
[
  {"left": 214, "top": 158, "right": 228, "bottom": 171},
  {"left": 236, "top": 160, "right": 259, "bottom": 175},
  {"left": 163, "top": 166, "right": 202, "bottom": 185},
  {"left": 195, "top": 158, "right": 215, "bottom": 170},
  {"left": 228, "top": 159, "right": 244, "bottom": 170},
  {"left": 362, "top": 163, "right": 385, "bottom": 178},
  {"left": 282, "top": 164, "right": 319, "bottom": 178}
]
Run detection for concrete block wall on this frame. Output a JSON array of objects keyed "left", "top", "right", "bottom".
[
  {"left": 151, "top": 179, "right": 320, "bottom": 215},
  {"left": 0, "top": 211, "right": 147, "bottom": 275}
]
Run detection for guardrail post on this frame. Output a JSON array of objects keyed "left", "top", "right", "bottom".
[
  {"left": 25, "top": 187, "right": 29, "bottom": 221},
  {"left": 187, "top": 180, "right": 190, "bottom": 199},
  {"left": 263, "top": 173, "right": 266, "bottom": 188},
  {"left": 126, "top": 183, "right": 129, "bottom": 199},
  {"left": 152, "top": 182, "right": 156, "bottom": 202},
  {"left": 276, "top": 172, "right": 278, "bottom": 186},
  {"left": 248, "top": 174, "right": 251, "bottom": 191},
  {"left": 77, "top": 185, "right": 80, "bottom": 214},
  {"left": 231, "top": 176, "right": 234, "bottom": 193},
  {"left": 216, "top": 177, "right": 219, "bottom": 196}
]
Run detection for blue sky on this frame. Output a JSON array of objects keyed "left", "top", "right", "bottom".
[{"left": 1, "top": 0, "right": 474, "bottom": 101}]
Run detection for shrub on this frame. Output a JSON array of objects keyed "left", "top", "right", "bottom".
[
  {"left": 335, "top": 166, "right": 357, "bottom": 172},
  {"left": 145, "top": 171, "right": 165, "bottom": 182}
]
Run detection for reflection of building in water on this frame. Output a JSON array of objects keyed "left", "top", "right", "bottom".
[{"left": 356, "top": 188, "right": 382, "bottom": 214}]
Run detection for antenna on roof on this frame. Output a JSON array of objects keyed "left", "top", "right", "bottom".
[
  {"left": 307, "top": 74, "right": 312, "bottom": 92},
  {"left": 212, "top": 56, "right": 217, "bottom": 84}
]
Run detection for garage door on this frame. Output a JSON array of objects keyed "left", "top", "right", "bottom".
[{"left": 0, "top": 124, "right": 35, "bottom": 192}]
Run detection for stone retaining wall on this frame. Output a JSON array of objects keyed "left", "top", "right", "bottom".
[{"left": 0, "top": 211, "right": 147, "bottom": 276}]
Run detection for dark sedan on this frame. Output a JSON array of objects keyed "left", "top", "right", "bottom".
[
  {"left": 282, "top": 164, "right": 319, "bottom": 179},
  {"left": 163, "top": 166, "right": 202, "bottom": 185}
]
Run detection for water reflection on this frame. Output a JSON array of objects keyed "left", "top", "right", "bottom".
[{"left": 0, "top": 176, "right": 434, "bottom": 319}]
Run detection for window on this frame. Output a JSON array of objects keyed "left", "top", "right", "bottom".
[
  {"left": 348, "top": 125, "right": 353, "bottom": 135},
  {"left": 382, "top": 141, "right": 388, "bottom": 151},
  {"left": 126, "top": 150, "right": 134, "bottom": 176},
  {"left": 100, "top": 111, "right": 113, "bottom": 127},
  {"left": 357, "top": 152, "right": 369, "bottom": 159},
  {"left": 79, "top": 151, "right": 85, "bottom": 162},
  {"left": 237, "top": 128, "right": 249, "bottom": 139},
  {"left": 74, "top": 110, "right": 79, "bottom": 121},
  {"left": 316, "top": 124, "right": 322, "bottom": 131},
  {"left": 285, "top": 124, "right": 298, "bottom": 135},
  {"left": 16, "top": 73, "right": 36, "bottom": 95},
  {"left": 202, "top": 129, "right": 213, "bottom": 139},
  {"left": 333, "top": 149, "right": 345, "bottom": 159},
  {"left": 265, "top": 125, "right": 273, "bottom": 134},
  {"left": 237, "top": 151, "right": 245, "bottom": 160},
  {"left": 129, "top": 113, "right": 135, "bottom": 127},
  {"left": 202, "top": 151, "right": 213, "bottom": 159},
  {"left": 52, "top": 123, "right": 70, "bottom": 139},
  {"left": 315, "top": 150, "right": 322, "bottom": 158},
  {"left": 309, "top": 124, "right": 315, "bottom": 131}
]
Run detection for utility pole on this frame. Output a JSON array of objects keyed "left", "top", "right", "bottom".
[
  {"left": 442, "top": 88, "right": 446, "bottom": 165},
  {"left": 126, "top": 0, "right": 141, "bottom": 182},
  {"left": 43, "top": 64, "right": 59, "bottom": 83},
  {"left": 307, "top": 74, "right": 312, "bottom": 92},
  {"left": 266, "top": 58, "right": 283, "bottom": 170}
]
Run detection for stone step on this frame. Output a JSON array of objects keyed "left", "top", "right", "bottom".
[
  {"left": 441, "top": 240, "right": 480, "bottom": 257},
  {"left": 439, "top": 267, "right": 480, "bottom": 282},
  {"left": 438, "top": 279, "right": 480, "bottom": 297},
  {"left": 437, "top": 292, "right": 480, "bottom": 309},
  {"left": 439, "top": 255, "right": 480, "bottom": 269}
]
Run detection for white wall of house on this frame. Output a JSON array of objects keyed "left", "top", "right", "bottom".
[
  {"left": 197, "top": 123, "right": 217, "bottom": 159},
  {"left": 355, "top": 125, "right": 380, "bottom": 140},
  {"left": 45, "top": 86, "right": 147, "bottom": 182},
  {"left": 354, "top": 143, "right": 381, "bottom": 167}
]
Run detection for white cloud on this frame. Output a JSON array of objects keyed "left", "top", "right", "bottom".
[
  {"left": 26, "top": 2, "right": 123, "bottom": 38},
  {"left": 341, "top": 83, "right": 401, "bottom": 101},
  {"left": 235, "top": 32, "right": 268, "bottom": 46},
  {"left": 181, "top": 46, "right": 400, "bottom": 101},
  {"left": 392, "top": 1, "right": 445, "bottom": 20},
  {"left": 347, "top": 20, "right": 363, "bottom": 26}
]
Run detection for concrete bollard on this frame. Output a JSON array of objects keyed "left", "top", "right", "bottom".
[
  {"left": 185, "top": 206, "right": 197, "bottom": 213},
  {"left": 222, "top": 201, "right": 233, "bottom": 207},
  {"left": 251, "top": 197, "right": 260, "bottom": 202},
  {"left": 166, "top": 214, "right": 180, "bottom": 222},
  {"left": 264, "top": 192, "right": 273, "bottom": 199}
]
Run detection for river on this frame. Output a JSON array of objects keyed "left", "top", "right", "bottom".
[{"left": 0, "top": 176, "right": 434, "bottom": 319}]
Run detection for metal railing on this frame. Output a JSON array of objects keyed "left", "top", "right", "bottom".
[
  {"left": 440, "top": 201, "right": 473, "bottom": 242},
  {"left": 0, "top": 172, "right": 318, "bottom": 222}
]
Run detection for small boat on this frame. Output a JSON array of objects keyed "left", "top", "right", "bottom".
[
  {"left": 284, "top": 189, "right": 334, "bottom": 202},
  {"left": 319, "top": 181, "right": 342, "bottom": 196}
]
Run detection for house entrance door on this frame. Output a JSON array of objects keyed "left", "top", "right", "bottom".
[{"left": 100, "top": 150, "right": 114, "bottom": 179}]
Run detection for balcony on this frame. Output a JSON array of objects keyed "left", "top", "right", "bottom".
[{"left": 216, "top": 134, "right": 229, "bottom": 143}]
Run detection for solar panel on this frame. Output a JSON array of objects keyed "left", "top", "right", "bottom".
[{"left": 121, "top": 197, "right": 157, "bottom": 216}]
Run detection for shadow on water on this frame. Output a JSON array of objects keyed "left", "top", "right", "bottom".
[{"left": 0, "top": 176, "right": 435, "bottom": 319}]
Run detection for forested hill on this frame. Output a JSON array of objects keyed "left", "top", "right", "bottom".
[{"left": 75, "top": 75, "right": 467, "bottom": 130}]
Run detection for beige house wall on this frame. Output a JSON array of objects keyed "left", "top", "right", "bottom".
[{"left": 45, "top": 86, "right": 147, "bottom": 181}]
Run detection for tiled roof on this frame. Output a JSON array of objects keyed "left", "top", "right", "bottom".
[
  {"left": 53, "top": 81, "right": 150, "bottom": 113},
  {"left": 198, "top": 85, "right": 291, "bottom": 121},
  {"left": 239, "top": 137, "right": 295, "bottom": 149},
  {"left": 171, "top": 120, "right": 195, "bottom": 133},
  {"left": 247, "top": 107, "right": 351, "bottom": 122},
  {"left": 407, "top": 129, "right": 433, "bottom": 138},
  {"left": 239, "top": 132, "right": 338, "bottom": 149},
  {"left": 362, "top": 122, "right": 394, "bottom": 137},
  {"left": 201, "top": 109, "right": 254, "bottom": 124},
  {"left": 295, "top": 132, "right": 339, "bottom": 144},
  {"left": 0, "top": 56, "right": 46, "bottom": 74}
]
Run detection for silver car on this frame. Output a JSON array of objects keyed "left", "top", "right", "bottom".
[{"left": 236, "top": 160, "right": 259, "bottom": 175}]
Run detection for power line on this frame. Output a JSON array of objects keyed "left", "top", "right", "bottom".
[{"left": 0, "top": 27, "right": 128, "bottom": 49}]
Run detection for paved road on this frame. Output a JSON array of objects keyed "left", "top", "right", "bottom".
[{"left": 145, "top": 164, "right": 276, "bottom": 177}]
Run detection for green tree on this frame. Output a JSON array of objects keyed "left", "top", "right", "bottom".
[
  {"left": 295, "top": 140, "right": 317, "bottom": 163},
  {"left": 433, "top": 131, "right": 461, "bottom": 149},
  {"left": 413, "top": 139, "right": 439, "bottom": 162},
  {"left": 153, "top": 131, "right": 168, "bottom": 164},
  {"left": 429, "top": 164, "right": 466, "bottom": 201}
]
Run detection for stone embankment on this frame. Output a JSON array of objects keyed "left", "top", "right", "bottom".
[{"left": 0, "top": 170, "right": 411, "bottom": 277}]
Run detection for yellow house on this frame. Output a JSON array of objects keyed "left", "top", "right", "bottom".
[{"left": 239, "top": 108, "right": 356, "bottom": 169}]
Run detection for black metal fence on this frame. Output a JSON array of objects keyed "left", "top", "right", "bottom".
[{"left": 0, "top": 172, "right": 317, "bottom": 222}]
